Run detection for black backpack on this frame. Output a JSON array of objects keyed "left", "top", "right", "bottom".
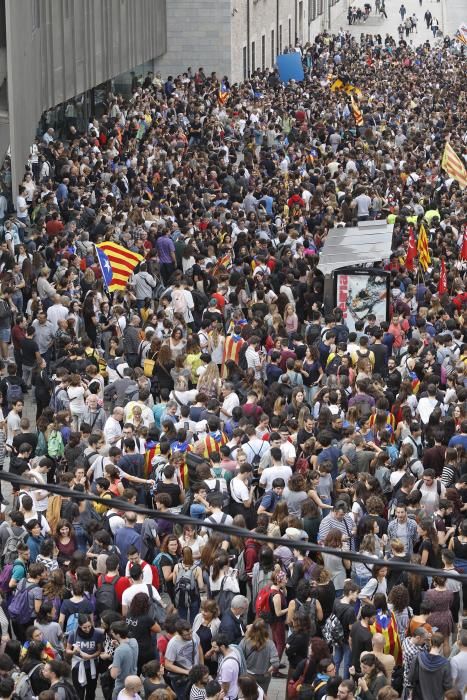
[
  {"left": 95, "top": 574, "right": 119, "bottom": 616},
  {"left": 53, "top": 681, "right": 80, "bottom": 700},
  {"left": 206, "top": 481, "right": 230, "bottom": 510},
  {"left": 326, "top": 353, "right": 343, "bottom": 376},
  {"left": 238, "top": 343, "right": 248, "bottom": 370},
  {"left": 101, "top": 511, "right": 120, "bottom": 535}
]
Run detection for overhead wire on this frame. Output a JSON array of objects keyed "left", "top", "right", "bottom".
[{"left": 2, "top": 470, "right": 466, "bottom": 582}]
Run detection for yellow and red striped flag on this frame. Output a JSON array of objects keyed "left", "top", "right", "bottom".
[
  {"left": 441, "top": 142, "right": 467, "bottom": 189},
  {"left": 350, "top": 95, "right": 364, "bottom": 127},
  {"left": 95, "top": 241, "right": 144, "bottom": 291},
  {"left": 417, "top": 223, "right": 431, "bottom": 271}
]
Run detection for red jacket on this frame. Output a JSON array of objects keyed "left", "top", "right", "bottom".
[{"left": 244, "top": 538, "right": 262, "bottom": 574}]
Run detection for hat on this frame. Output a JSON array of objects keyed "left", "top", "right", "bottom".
[{"left": 285, "top": 527, "right": 307, "bottom": 541}]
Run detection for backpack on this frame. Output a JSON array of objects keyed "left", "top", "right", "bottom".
[
  {"left": 296, "top": 598, "right": 317, "bottom": 636},
  {"left": 391, "top": 665, "right": 404, "bottom": 695},
  {"left": 2, "top": 526, "right": 27, "bottom": 564},
  {"left": 326, "top": 353, "right": 343, "bottom": 376},
  {"left": 322, "top": 612, "right": 345, "bottom": 646},
  {"left": 236, "top": 542, "right": 257, "bottom": 583},
  {"left": 174, "top": 564, "right": 199, "bottom": 610},
  {"left": 140, "top": 518, "right": 159, "bottom": 564},
  {"left": 222, "top": 645, "right": 248, "bottom": 676},
  {"left": 0, "top": 561, "right": 23, "bottom": 594},
  {"left": 145, "top": 583, "right": 167, "bottom": 625},
  {"left": 250, "top": 443, "right": 265, "bottom": 468},
  {"left": 49, "top": 387, "right": 69, "bottom": 412},
  {"left": 47, "top": 430, "right": 64, "bottom": 458},
  {"left": 101, "top": 511, "right": 120, "bottom": 535},
  {"left": 206, "top": 481, "right": 230, "bottom": 510},
  {"left": 171, "top": 289, "right": 187, "bottom": 314},
  {"left": 6, "top": 378, "right": 23, "bottom": 405},
  {"left": 83, "top": 450, "right": 99, "bottom": 472},
  {"left": 96, "top": 574, "right": 120, "bottom": 616},
  {"left": 238, "top": 343, "right": 248, "bottom": 370},
  {"left": 65, "top": 612, "right": 79, "bottom": 637},
  {"left": 7, "top": 581, "right": 36, "bottom": 624},
  {"left": 215, "top": 576, "right": 236, "bottom": 616},
  {"left": 255, "top": 583, "right": 273, "bottom": 623},
  {"left": 53, "top": 680, "right": 80, "bottom": 700},
  {"left": 153, "top": 552, "right": 173, "bottom": 592},
  {"left": 12, "top": 668, "right": 36, "bottom": 700}
]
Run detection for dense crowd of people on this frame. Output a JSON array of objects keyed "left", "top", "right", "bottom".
[{"left": 0, "top": 19, "right": 465, "bottom": 700}]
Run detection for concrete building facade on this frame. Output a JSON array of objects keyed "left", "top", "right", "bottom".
[
  {"left": 154, "top": 0, "right": 344, "bottom": 85},
  {"left": 1, "top": 0, "right": 167, "bottom": 193}
]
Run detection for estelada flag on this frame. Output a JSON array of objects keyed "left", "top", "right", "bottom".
[
  {"left": 438, "top": 257, "right": 447, "bottom": 295},
  {"left": 405, "top": 226, "right": 417, "bottom": 271},
  {"left": 95, "top": 241, "right": 144, "bottom": 291},
  {"left": 221, "top": 333, "right": 245, "bottom": 378},
  {"left": 218, "top": 81, "right": 230, "bottom": 106},
  {"left": 370, "top": 611, "right": 402, "bottom": 665}
]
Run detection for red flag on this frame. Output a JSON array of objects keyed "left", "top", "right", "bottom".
[
  {"left": 461, "top": 225, "right": 467, "bottom": 261},
  {"left": 438, "top": 257, "right": 447, "bottom": 295},
  {"left": 405, "top": 226, "right": 417, "bottom": 271}
]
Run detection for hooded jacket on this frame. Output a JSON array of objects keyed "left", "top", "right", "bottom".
[{"left": 408, "top": 650, "right": 452, "bottom": 700}]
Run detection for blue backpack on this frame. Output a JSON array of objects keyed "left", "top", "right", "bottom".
[
  {"left": 65, "top": 612, "right": 79, "bottom": 637},
  {"left": 7, "top": 581, "right": 36, "bottom": 624}
]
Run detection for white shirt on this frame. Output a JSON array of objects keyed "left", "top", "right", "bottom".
[
  {"left": 220, "top": 392, "right": 240, "bottom": 422},
  {"left": 28, "top": 469, "right": 49, "bottom": 512},
  {"left": 243, "top": 438, "right": 270, "bottom": 465},
  {"left": 16, "top": 195, "right": 28, "bottom": 217},
  {"left": 6, "top": 411, "right": 21, "bottom": 445},
  {"left": 230, "top": 476, "right": 249, "bottom": 504},
  {"left": 124, "top": 561, "right": 153, "bottom": 584},
  {"left": 121, "top": 582, "right": 162, "bottom": 610},
  {"left": 280, "top": 440, "right": 296, "bottom": 465},
  {"left": 259, "top": 465, "right": 292, "bottom": 491},
  {"left": 104, "top": 416, "right": 122, "bottom": 445},
  {"left": 245, "top": 346, "right": 262, "bottom": 379},
  {"left": 46, "top": 304, "right": 69, "bottom": 334},
  {"left": 352, "top": 193, "right": 372, "bottom": 217},
  {"left": 417, "top": 396, "right": 441, "bottom": 425}
]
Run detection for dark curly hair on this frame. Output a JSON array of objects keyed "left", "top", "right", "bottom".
[
  {"left": 128, "top": 591, "right": 150, "bottom": 617},
  {"left": 388, "top": 584, "right": 410, "bottom": 613}
]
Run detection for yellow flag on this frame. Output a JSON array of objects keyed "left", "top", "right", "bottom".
[
  {"left": 441, "top": 142, "right": 467, "bottom": 189},
  {"left": 417, "top": 224, "right": 431, "bottom": 271}
]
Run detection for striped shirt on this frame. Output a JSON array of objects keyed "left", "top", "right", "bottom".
[{"left": 318, "top": 513, "right": 356, "bottom": 550}]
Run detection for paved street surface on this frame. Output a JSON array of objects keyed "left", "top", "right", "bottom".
[{"left": 332, "top": 0, "right": 463, "bottom": 45}]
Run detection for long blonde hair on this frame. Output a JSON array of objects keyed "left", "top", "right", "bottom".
[{"left": 197, "top": 362, "right": 220, "bottom": 398}]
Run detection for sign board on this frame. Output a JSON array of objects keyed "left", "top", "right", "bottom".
[
  {"left": 276, "top": 53, "right": 304, "bottom": 82},
  {"left": 334, "top": 268, "right": 390, "bottom": 332}
]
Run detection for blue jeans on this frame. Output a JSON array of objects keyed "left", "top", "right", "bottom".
[
  {"left": 334, "top": 642, "right": 352, "bottom": 680},
  {"left": 177, "top": 599, "right": 200, "bottom": 624},
  {"left": 352, "top": 573, "right": 371, "bottom": 589}
]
